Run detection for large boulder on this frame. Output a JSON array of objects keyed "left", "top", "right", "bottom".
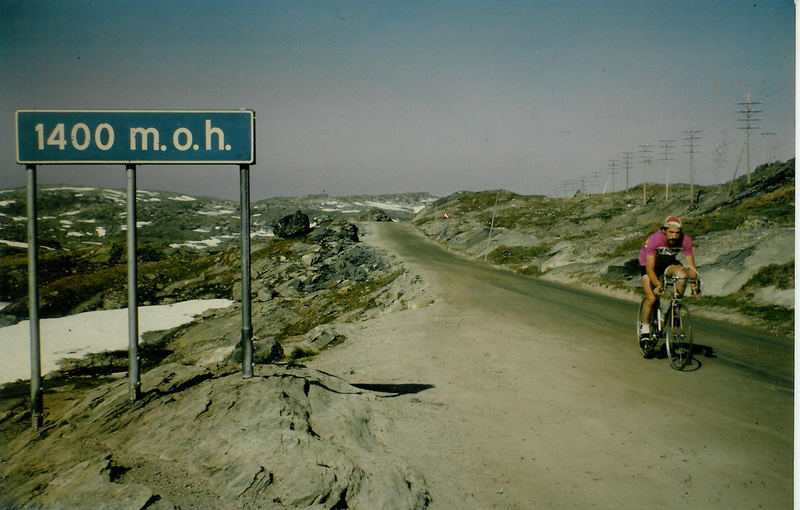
[
  {"left": 308, "top": 220, "right": 359, "bottom": 244},
  {"left": 273, "top": 210, "right": 311, "bottom": 238}
]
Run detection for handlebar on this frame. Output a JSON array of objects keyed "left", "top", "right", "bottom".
[
  {"left": 662, "top": 275, "right": 700, "bottom": 286},
  {"left": 660, "top": 274, "right": 702, "bottom": 297}
]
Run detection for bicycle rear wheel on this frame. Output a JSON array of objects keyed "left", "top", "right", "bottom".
[{"left": 666, "top": 304, "right": 693, "bottom": 370}]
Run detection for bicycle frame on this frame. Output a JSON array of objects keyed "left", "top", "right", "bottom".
[{"left": 639, "top": 272, "right": 699, "bottom": 369}]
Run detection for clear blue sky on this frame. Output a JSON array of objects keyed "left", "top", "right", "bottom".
[{"left": 1, "top": 1, "right": 794, "bottom": 200}]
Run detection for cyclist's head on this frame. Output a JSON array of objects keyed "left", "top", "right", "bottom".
[
  {"left": 662, "top": 216, "right": 682, "bottom": 244},
  {"left": 663, "top": 216, "right": 682, "bottom": 229}
]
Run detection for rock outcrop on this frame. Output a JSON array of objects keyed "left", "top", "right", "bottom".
[
  {"left": 273, "top": 210, "right": 312, "bottom": 238},
  {"left": 0, "top": 363, "right": 431, "bottom": 509}
]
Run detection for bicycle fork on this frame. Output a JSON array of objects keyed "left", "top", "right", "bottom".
[{"left": 655, "top": 299, "right": 672, "bottom": 334}]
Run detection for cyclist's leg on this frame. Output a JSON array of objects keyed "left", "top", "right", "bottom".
[
  {"left": 640, "top": 269, "right": 657, "bottom": 332},
  {"left": 663, "top": 264, "right": 688, "bottom": 297}
]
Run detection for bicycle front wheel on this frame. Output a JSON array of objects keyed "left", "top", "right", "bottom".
[{"left": 666, "top": 304, "right": 693, "bottom": 370}]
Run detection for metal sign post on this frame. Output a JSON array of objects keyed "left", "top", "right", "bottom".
[
  {"left": 16, "top": 109, "right": 255, "bottom": 428},
  {"left": 26, "top": 164, "right": 43, "bottom": 429},
  {"left": 126, "top": 164, "right": 141, "bottom": 400},
  {"left": 240, "top": 164, "right": 253, "bottom": 378}
]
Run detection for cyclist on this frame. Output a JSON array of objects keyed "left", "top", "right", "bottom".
[{"left": 638, "top": 216, "right": 700, "bottom": 344}]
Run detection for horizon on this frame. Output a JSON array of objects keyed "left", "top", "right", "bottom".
[
  {"left": 2, "top": 1, "right": 794, "bottom": 201},
  {"left": 3, "top": 155, "right": 790, "bottom": 203}
]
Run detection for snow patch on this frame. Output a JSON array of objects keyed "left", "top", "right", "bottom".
[
  {"left": 0, "top": 299, "right": 234, "bottom": 384},
  {"left": 198, "top": 209, "right": 235, "bottom": 216},
  {"left": 48, "top": 186, "right": 95, "bottom": 192},
  {"left": 0, "top": 239, "right": 27, "bottom": 248},
  {"left": 169, "top": 237, "right": 224, "bottom": 249},
  {"left": 363, "top": 200, "right": 414, "bottom": 212}
]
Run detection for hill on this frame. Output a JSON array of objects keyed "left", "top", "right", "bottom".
[{"left": 413, "top": 160, "right": 794, "bottom": 337}]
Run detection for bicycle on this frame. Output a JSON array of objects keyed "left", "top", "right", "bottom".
[{"left": 636, "top": 274, "right": 698, "bottom": 370}]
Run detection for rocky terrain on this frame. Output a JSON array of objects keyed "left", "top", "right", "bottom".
[
  {"left": 1, "top": 212, "right": 433, "bottom": 509},
  {"left": 0, "top": 161, "right": 793, "bottom": 508},
  {"left": 0, "top": 186, "right": 435, "bottom": 253},
  {"left": 0, "top": 188, "right": 434, "bottom": 325},
  {"left": 414, "top": 160, "right": 794, "bottom": 337}
]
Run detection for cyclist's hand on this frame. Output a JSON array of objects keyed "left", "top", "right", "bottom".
[{"left": 654, "top": 285, "right": 664, "bottom": 296}]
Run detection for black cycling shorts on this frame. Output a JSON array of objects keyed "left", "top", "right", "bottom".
[{"left": 640, "top": 261, "right": 677, "bottom": 278}]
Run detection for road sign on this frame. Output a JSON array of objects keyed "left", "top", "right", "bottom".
[
  {"left": 17, "top": 109, "right": 257, "bottom": 425},
  {"left": 16, "top": 110, "right": 254, "bottom": 164}
]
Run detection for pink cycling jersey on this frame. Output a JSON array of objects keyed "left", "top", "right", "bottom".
[{"left": 638, "top": 230, "right": 693, "bottom": 267}]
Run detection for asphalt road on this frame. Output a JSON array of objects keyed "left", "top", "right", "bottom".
[
  {"left": 383, "top": 221, "right": 794, "bottom": 389},
  {"left": 337, "top": 221, "right": 794, "bottom": 509}
]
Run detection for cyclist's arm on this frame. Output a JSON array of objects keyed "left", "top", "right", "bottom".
[
  {"left": 685, "top": 254, "right": 699, "bottom": 279},
  {"left": 685, "top": 254, "right": 701, "bottom": 295},
  {"left": 645, "top": 254, "right": 661, "bottom": 290}
]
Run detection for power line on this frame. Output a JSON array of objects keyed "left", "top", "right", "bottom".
[
  {"left": 658, "top": 139, "right": 675, "bottom": 199},
  {"left": 638, "top": 144, "right": 653, "bottom": 205},
  {"left": 682, "top": 129, "right": 702, "bottom": 205},
  {"left": 621, "top": 152, "right": 634, "bottom": 191},
  {"left": 712, "top": 139, "right": 729, "bottom": 185},
  {"left": 608, "top": 160, "right": 619, "bottom": 194},
  {"left": 589, "top": 170, "right": 604, "bottom": 194},
  {"left": 761, "top": 131, "right": 777, "bottom": 161},
  {"left": 737, "top": 93, "right": 762, "bottom": 184}
]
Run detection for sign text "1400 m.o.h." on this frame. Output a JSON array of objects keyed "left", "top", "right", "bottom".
[{"left": 16, "top": 110, "right": 255, "bottom": 165}]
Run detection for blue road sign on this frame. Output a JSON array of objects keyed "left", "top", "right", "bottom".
[{"left": 16, "top": 110, "right": 254, "bottom": 164}]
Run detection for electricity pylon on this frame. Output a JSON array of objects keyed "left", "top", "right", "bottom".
[
  {"left": 639, "top": 144, "right": 653, "bottom": 205},
  {"left": 761, "top": 131, "right": 776, "bottom": 161},
  {"left": 658, "top": 139, "right": 675, "bottom": 199},
  {"left": 608, "top": 160, "right": 619, "bottom": 193},
  {"left": 622, "top": 152, "right": 634, "bottom": 191},
  {"left": 737, "top": 93, "right": 762, "bottom": 184},
  {"left": 682, "top": 129, "right": 702, "bottom": 205}
]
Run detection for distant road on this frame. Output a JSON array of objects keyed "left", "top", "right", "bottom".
[{"left": 314, "top": 221, "right": 793, "bottom": 509}]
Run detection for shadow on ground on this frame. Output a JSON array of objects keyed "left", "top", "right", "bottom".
[{"left": 351, "top": 383, "right": 435, "bottom": 397}]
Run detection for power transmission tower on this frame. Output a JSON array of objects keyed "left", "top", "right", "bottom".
[
  {"left": 713, "top": 143, "right": 727, "bottom": 185},
  {"left": 682, "top": 129, "right": 702, "bottom": 205},
  {"left": 737, "top": 93, "right": 762, "bottom": 184},
  {"left": 658, "top": 139, "right": 675, "bottom": 199},
  {"left": 761, "top": 132, "right": 776, "bottom": 162},
  {"left": 608, "top": 160, "right": 619, "bottom": 193},
  {"left": 589, "top": 170, "right": 603, "bottom": 194},
  {"left": 638, "top": 144, "right": 653, "bottom": 205},
  {"left": 621, "top": 152, "right": 634, "bottom": 191}
]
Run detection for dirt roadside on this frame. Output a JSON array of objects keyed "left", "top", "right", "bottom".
[{"left": 308, "top": 221, "right": 792, "bottom": 509}]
